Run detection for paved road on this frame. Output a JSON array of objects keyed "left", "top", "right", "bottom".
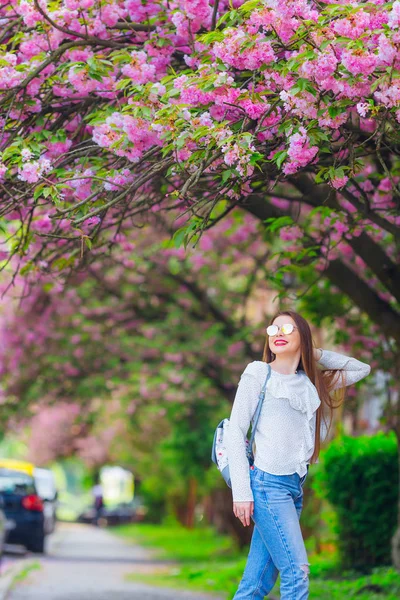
[{"left": 6, "top": 523, "right": 224, "bottom": 600}]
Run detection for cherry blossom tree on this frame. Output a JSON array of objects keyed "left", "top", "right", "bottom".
[
  {"left": 0, "top": 0, "right": 399, "bottom": 561},
  {"left": 0, "top": 0, "right": 397, "bottom": 350}
]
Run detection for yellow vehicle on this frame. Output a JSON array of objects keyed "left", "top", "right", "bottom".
[{"left": 0, "top": 459, "right": 35, "bottom": 477}]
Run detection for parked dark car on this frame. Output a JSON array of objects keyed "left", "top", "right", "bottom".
[
  {"left": 78, "top": 497, "right": 147, "bottom": 527},
  {"left": 0, "top": 468, "right": 45, "bottom": 553},
  {"left": 0, "top": 494, "right": 7, "bottom": 559}
]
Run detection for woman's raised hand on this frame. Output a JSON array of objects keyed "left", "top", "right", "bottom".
[
  {"left": 233, "top": 501, "right": 254, "bottom": 527},
  {"left": 313, "top": 347, "right": 323, "bottom": 361}
]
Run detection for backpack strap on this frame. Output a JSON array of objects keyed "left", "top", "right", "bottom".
[{"left": 246, "top": 364, "right": 271, "bottom": 460}]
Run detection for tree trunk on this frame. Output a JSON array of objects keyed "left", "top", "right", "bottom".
[
  {"left": 205, "top": 487, "right": 253, "bottom": 549},
  {"left": 185, "top": 476, "right": 198, "bottom": 529}
]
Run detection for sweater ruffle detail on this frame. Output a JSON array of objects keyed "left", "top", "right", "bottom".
[
  {"left": 266, "top": 372, "right": 321, "bottom": 422},
  {"left": 240, "top": 361, "right": 320, "bottom": 463}
]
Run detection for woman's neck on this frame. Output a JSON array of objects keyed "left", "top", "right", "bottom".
[{"left": 270, "top": 354, "right": 300, "bottom": 375}]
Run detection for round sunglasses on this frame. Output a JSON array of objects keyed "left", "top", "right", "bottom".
[{"left": 266, "top": 323, "right": 298, "bottom": 336}]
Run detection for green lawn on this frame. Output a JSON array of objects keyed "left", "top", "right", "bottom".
[{"left": 113, "top": 522, "right": 400, "bottom": 599}]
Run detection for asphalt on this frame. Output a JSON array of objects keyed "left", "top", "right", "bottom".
[{"left": 4, "top": 522, "right": 224, "bottom": 600}]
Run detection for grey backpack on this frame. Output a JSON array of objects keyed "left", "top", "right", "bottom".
[{"left": 211, "top": 364, "right": 271, "bottom": 488}]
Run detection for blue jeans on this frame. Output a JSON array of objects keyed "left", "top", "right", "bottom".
[{"left": 233, "top": 465, "right": 310, "bottom": 600}]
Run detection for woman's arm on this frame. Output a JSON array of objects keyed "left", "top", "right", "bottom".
[
  {"left": 314, "top": 348, "right": 371, "bottom": 390},
  {"left": 227, "top": 363, "right": 262, "bottom": 503}
]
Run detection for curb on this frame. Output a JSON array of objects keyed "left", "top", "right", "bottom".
[{"left": 0, "top": 558, "right": 33, "bottom": 600}]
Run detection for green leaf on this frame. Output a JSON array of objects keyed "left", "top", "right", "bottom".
[
  {"left": 172, "top": 227, "right": 187, "bottom": 249},
  {"left": 239, "top": 1, "right": 260, "bottom": 16},
  {"left": 33, "top": 183, "right": 46, "bottom": 200},
  {"left": 221, "top": 169, "right": 232, "bottom": 183},
  {"left": 315, "top": 168, "right": 328, "bottom": 184},
  {"left": 274, "top": 150, "right": 288, "bottom": 169},
  {"left": 249, "top": 151, "right": 264, "bottom": 166},
  {"left": 19, "top": 262, "right": 33, "bottom": 275},
  {"left": 264, "top": 216, "right": 294, "bottom": 232}
]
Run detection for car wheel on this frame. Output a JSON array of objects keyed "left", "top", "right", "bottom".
[{"left": 28, "top": 533, "right": 45, "bottom": 554}]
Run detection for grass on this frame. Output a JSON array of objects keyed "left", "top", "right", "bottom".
[
  {"left": 113, "top": 522, "right": 400, "bottom": 599},
  {"left": 10, "top": 561, "right": 41, "bottom": 588}
]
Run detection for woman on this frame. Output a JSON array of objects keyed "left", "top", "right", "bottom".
[{"left": 227, "top": 310, "right": 371, "bottom": 600}]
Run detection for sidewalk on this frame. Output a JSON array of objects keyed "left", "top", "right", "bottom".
[{"left": 4, "top": 522, "right": 225, "bottom": 600}]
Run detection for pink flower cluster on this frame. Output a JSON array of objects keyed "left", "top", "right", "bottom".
[
  {"left": 377, "top": 34, "right": 398, "bottom": 66},
  {"left": 323, "top": 216, "right": 350, "bottom": 242},
  {"left": 374, "top": 81, "right": 400, "bottom": 108},
  {"left": 178, "top": 0, "right": 211, "bottom": 22},
  {"left": 16, "top": 0, "right": 44, "bottom": 27},
  {"left": 0, "top": 164, "right": 6, "bottom": 181},
  {"left": 68, "top": 67, "right": 101, "bottom": 94},
  {"left": 93, "top": 113, "right": 162, "bottom": 162},
  {"left": 279, "top": 226, "right": 303, "bottom": 242},
  {"left": 103, "top": 169, "right": 133, "bottom": 191},
  {"left": 333, "top": 11, "right": 371, "bottom": 39},
  {"left": 283, "top": 127, "right": 318, "bottom": 175},
  {"left": 121, "top": 51, "right": 156, "bottom": 84},
  {"left": 248, "top": 1, "right": 318, "bottom": 43},
  {"left": 124, "top": 0, "right": 161, "bottom": 22},
  {"left": 17, "top": 158, "right": 52, "bottom": 183},
  {"left": 32, "top": 214, "right": 53, "bottom": 233},
  {"left": 299, "top": 50, "right": 338, "bottom": 86},
  {"left": 388, "top": 1, "right": 400, "bottom": 29},
  {"left": 330, "top": 175, "right": 349, "bottom": 190},
  {"left": 222, "top": 139, "right": 256, "bottom": 178},
  {"left": 341, "top": 49, "right": 378, "bottom": 77},
  {"left": 214, "top": 30, "right": 275, "bottom": 70}
]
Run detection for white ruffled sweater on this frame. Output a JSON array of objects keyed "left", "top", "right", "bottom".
[{"left": 227, "top": 349, "right": 371, "bottom": 502}]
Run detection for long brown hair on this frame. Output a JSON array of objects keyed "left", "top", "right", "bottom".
[{"left": 262, "top": 310, "right": 345, "bottom": 464}]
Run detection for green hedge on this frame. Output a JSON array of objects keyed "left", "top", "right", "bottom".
[{"left": 313, "top": 431, "right": 398, "bottom": 571}]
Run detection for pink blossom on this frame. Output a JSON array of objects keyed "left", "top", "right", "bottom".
[
  {"left": 124, "top": 0, "right": 160, "bottom": 22},
  {"left": 300, "top": 50, "right": 338, "bottom": 84},
  {"left": 239, "top": 98, "right": 268, "bottom": 120},
  {"left": 214, "top": 30, "right": 275, "bottom": 70},
  {"left": 330, "top": 175, "right": 349, "bottom": 190},
  {"left": 21, "top": 148, "right": 33, "bottom": 161},
  {"left": 283, "top": 127, "right": 318, "bottom": 175},
  {"left": 333, "top": 11, "right": 371, "bottom": 39},
  {"left": 45, "top": 139, "right": 72, "bottom": 159},
  {"left": 374, "top": 81, "right": 400, "bottom": 108},
  {"left": 84, "top": 216, "right": 101, "bottom": 227},
  {"left": 388, "top": 1, "right": 400, "bottom": 30},
  {"left": 100, "top": 3, "right": 127, "bottom": 27},
  {"left": 177, "top": 0, "right": 211, "bottom": 23},
  {"left": 32, "top": 215, "right": 53, "bottom": 233},
  {"left": 68, "top": 67, "right": 99, "bottom": 93},
  {"left": 280, "top": 226, "right": 303, "bottom": 242},
  {"left": 377, "top": 34, "right": 397, "bottom": 66},
  {"left": 341, "top": 50, "right": 378, "bottom": 77},
  {"left": 121, "top": 51, "right": 156, "bottom": 84},
  {"left": 334, "top": 221, "right": 349, "bottom": 235},
  {"left": 0, "top": 66, "right": 24, "bottom": 89},
  {"left": 356, "top": 103, "right": 369, "bottom": 118},
  {"left": 16, "top": 1, "right": 43, "bottom": 27},
  {"left": 17, "top": 161, "right": 41, "bottom": 183},
  {"left": 199, "top": 235, "right": 213, "bottom": 251}
]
